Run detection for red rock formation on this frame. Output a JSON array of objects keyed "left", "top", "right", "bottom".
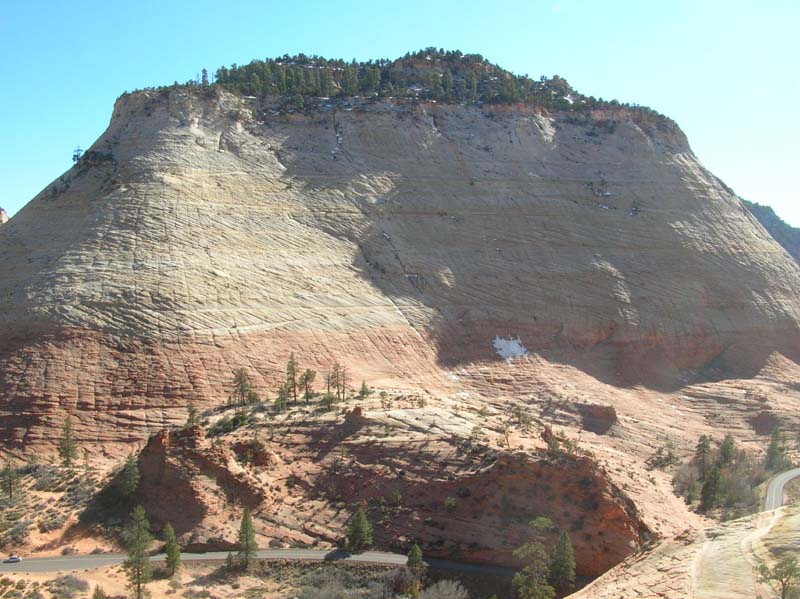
[
  {"left": 321, "top": 449, "right": 648, "bottom": 576},
  {"left": 136, "top": 426, "right": 270, "bottom": 536}
]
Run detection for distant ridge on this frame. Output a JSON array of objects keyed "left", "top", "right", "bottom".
[{"left": 743, "top": 200, "right": 800, "bottom": 264}]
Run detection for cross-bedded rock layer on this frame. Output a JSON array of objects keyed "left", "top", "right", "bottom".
[{"left": 1, "top": 87, "right": 799, "bottom": 451}]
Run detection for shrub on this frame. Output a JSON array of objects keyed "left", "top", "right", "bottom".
[
  {"left": 46, "top": 575, "right": 89, "bottom": 599},
  {"left": 39, "top": 514, "right": 67, "bottom": 532},
  {"left": 420, "top": 580, "right": 469, "bottom": 599}
]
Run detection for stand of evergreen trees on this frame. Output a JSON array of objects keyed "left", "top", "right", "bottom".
[{"left": 138, "top": 47, "right": 669, "bottom": 121}]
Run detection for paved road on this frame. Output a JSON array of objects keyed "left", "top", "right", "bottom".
[
  {"left": 0, "top": 548, "right": 515, "bottom": 576},
  {"left": 6, "top": 467, "right": 800, "bottom": 576},
  {"left": 764, "top": 467, "right": 800, "bottom": 511}
]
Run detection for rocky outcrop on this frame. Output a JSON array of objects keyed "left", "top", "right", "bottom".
[
  {"left": 136, "top": 426, "right": 270, "bottom": 537},
  {"left": 327, "top": 450, "right": 649, "bottom": 576},
  {"left": 0, "top": 208, "right": 7, "bottom": 225},
  {"left": 129, "top": 420, "right": 647, "bottom": 576},
  {"left": 1, "top": 84, "right": 800, "bottom": 451},
  {"left": 576, "top": 403, "right": 617, "bottom": 435}
]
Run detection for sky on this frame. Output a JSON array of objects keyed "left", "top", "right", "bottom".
[{"left": 1, "top": 0, "right": 798, "bottom": 223}]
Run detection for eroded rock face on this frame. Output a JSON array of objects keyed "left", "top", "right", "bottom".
[
  {"left": 136, "top": 426, "right": 271, "bottom": 540},
  {"left": 1, "top": 87, "right": 800, "bottom": 450},
  {"left": 132, "top": 425, "right": 647, "bottom": 575}
]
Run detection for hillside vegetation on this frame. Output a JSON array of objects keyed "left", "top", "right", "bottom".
[{"left": 143, "top": 47, "right": 670, "bottom": 121}]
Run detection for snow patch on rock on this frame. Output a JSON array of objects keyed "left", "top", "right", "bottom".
[{"left": 493, "top": 335, "right": 528, "bottom": 361}]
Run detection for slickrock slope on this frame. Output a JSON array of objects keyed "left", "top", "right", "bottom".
[
  {"left": 571, "top": 503, "right": 800, "bottom": 599},
  {"left": 1, "top": 86, "right": 799, "bottom": 455}
]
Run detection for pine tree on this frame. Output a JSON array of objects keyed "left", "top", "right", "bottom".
[
  {"left": 58, "top": 416, "right": 78, "bottom": 468},
  {"left": 358, "top": 380, "right": 370, "bottom": 399},
  {"left": 695, "top": 435, "right": 712, "bottom": 481},
  {"left": 123, "top": 505, "right": 153, "bottom": 599},
  {"left": 339, "top": 365, "right": 348, "bottom": 401},
  {"left": 467, "top": 72, "right": 478, "bottom": 102},
  {"left": 1, "top": 458, "right": 19, "bottom": 500},
  {"left": 548, "top": 531, "right": 576, "bottom": 593},
  {"left": 286, "top": 353, "right": 298, "bottom": 403},
  {"left": 767, "top": 427, "right": 786, "bottom": 471},
  {"left": 407, "top": 542, "right": 424, "bottom": 573},
  {"left": 275, "top": 384, "right": 289, "bottom": 413},
  {"left": 300, "top": 368, "right": 317, "bottom": 402},
  {"left": 274, "top": 67, "right": 287, "bottom": 94},
  {"left": 262, "top": 64, "right": 273, "bottom": 93},
  {"left": 120, "top": 453, "right": 140, "bottom": 497},
  {"left": 186, "top": 401, "right": 199, "bottom": 427},
  {"left": 237, "top": 507, "right": 258, "bottom": 570},
  {"left": 163, "top": 523, "right": 181, "bottom": 578},
  {"left": 232, "top": 369, "right": 252, "bottom": 410},
  {"left": 319, "top": 69, "right": 333, "bottom": 97},
  {"left": 719, "top": 434, "right": 735, "bottom": 466},
  {"left": 346, "top": 506, "right": 373, "bottom": 552},
  {"left": 247, "top": 388, "right": 260, "bottom": 404},
  {"left": 700, "top": 465, "right": 721, "bottom": 511},
  {"left": 329, "top": 362, "right": 344, "bottom": 400},
  {"left": 343, "top": 68, "right": 359, "bottom": 95},
  {"left": 455, "top": 78, "right": 467, "bottom": 102},
  {"left": 512, "top": 517, "right": 555, "bottom": 599},
  {"left": 201, "top": 68, "right": 209, "bottom": 87},
  {"left": 442, "top": 69, "right": 453, "bottom": 101}
]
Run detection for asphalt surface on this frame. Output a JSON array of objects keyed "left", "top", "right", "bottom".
[
  {"left": 763, "top": 466, "right": 800, "bottom": 511},
  {"left": 0, "top": 547, "right": 515, "bottom": 576}
]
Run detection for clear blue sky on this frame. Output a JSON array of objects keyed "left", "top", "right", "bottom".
[{"left": 2, "top": 0, "right": 798, "bottom": 223}]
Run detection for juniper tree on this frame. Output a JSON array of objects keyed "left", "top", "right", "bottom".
[
  {"left": 759, "top": 556, "right": 800, "bottom": 599},
  {"left": 237, "top": 507, "right": 258, "bottom": 570},
  {"left": 92, "top": 586, "right": 109, "bottom": 599},
  {"left": 346, "top": 506, "right": 373, "bottom": 552},
  {"left": 123, "top": 506, "right": 153, "bottom": 599},
  {"left": 58, "top": 416, "right": 78, "bottom": 468},
  {"left": 163, "top": 522, "right": 181, "bottom": 578}
]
